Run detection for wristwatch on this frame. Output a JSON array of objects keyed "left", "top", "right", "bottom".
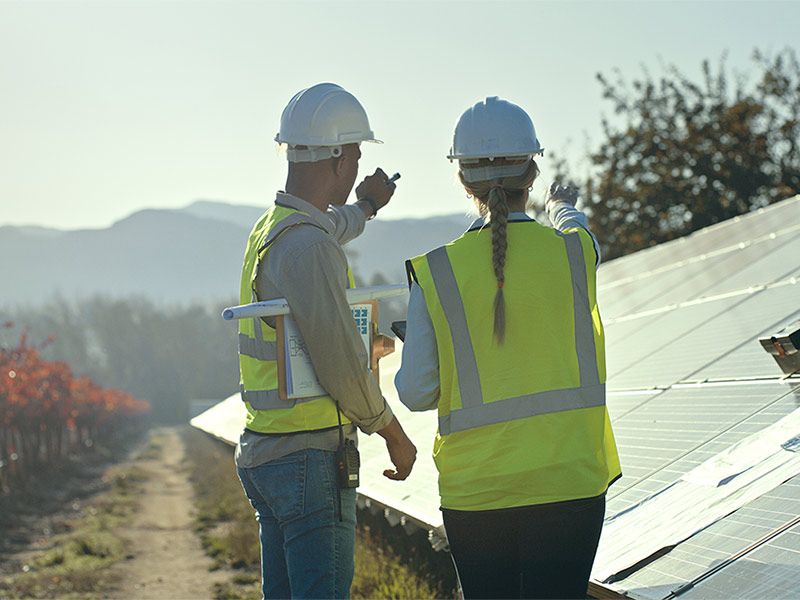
[{"left": 362, "top": 196, "right": 379, "bottom": 220}]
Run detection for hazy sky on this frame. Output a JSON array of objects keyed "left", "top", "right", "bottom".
[{"left": 2, "top": 0, "right": 799, "bottom": 230}]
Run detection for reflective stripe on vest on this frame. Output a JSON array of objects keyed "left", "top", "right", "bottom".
[
  {"left": 239, "top": 383, "right": 326, "bottom": 410},
  {"left": 238, "top": 313, "right": 278, "bottom": 361},
  {"left": 427, "top": 231, "right": 604, "bottom": 436}
]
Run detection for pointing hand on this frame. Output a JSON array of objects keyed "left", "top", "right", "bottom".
[{"left": 547, "top": 181, "right": 579, "bottom": 206}]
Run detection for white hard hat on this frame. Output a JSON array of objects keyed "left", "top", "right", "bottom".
[
  {"left": 275, "top": 82, "right": 381, "bottom": 163},
  {"left": 447, "top": 96, "right": 543, "bottom": 170}
]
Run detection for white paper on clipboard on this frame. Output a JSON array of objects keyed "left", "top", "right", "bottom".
[{"left": 283, "top": 303, "right": 373, "bottom": 399}]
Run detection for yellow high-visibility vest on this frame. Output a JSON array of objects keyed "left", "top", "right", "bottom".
[
  {"left": 409, "top": 220, "right": 621, "bottom": 510},
  {"left": 238, "top": 203, "right": 353, "bottom": 434}
]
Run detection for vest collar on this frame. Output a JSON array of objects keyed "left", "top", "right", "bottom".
[
  {"left": 274, "top": 192, "right": 336, "bottom": 235},
  {"left": 466, "top": 212, "right": 533, "bottom": 232}
]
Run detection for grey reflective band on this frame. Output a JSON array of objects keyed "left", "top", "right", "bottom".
[
  {"left": 427, "top": 246, "right": 484, "bottom": 410},
  {"left": 238, "top": 333, "right": 277, "bottom": 361},
  {"left": 426, "top": 231, "right": 602, "bottom": 436},
  {"left": 439, "top": 384, "right": 606, "bottom": 435},
  {"left": 557, "top": 231, "right": 601, "bottom": 388},
  {"left": 239, "top": 383, "right": 324, "bottom": 410}
]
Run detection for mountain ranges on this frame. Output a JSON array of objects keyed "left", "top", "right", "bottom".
[{"left": 0, "top": 200, "right": 475, "bottom": 307}]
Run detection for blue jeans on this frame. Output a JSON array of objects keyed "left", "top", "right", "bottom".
[{"left": 237, "top": 448, "right": 357, "bottom": 599}]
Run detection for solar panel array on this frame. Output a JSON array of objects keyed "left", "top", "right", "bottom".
[
  {"left": 595, "top": 196, "right": 800, "bottom": 599},
  {"left": 191, "top": 195, "right": 800, "bottom": 599}
]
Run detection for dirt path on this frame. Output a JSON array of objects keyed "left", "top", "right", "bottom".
[{"left": 110, "top": 427, "right": 229, "bottom": 599}]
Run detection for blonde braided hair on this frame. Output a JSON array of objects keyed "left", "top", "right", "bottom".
[{"left": 458, "top": 158, "right": 539, "bottom": 344}]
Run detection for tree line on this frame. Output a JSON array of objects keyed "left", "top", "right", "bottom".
[
  {"left": 553, "top": 47, "right": 800, "bottom": 259},
  {"left": 0, "top": 297, "right": 240, "bottom": 426}
]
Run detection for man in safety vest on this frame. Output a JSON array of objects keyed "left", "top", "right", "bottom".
[{"left": 235, "top": 82, "right": 417, "bottom": 600}]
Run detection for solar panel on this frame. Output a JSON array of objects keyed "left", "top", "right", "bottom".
[
  {"left": 619, "top": 232, "right": 800, "bottom": 315},
  {"left": 597, "top": 198, "right": 800, "bottom": 287},
  {"left": 693, "top": 313, "right": 800, "bottom": 383},
  {"left": 595, "top": 384, "right": 800, "bottom": 589},
  {"left": 678, "top": 233, "right": 800, "bottom": 300},
  {"left": 680, "top": 477, "right": 800, "bottom": 599},
  {"left": 615, "top": 474, "right": 800, "bottom": 600},
  {"left": 358, "top": 346, "right": 444, "bottom": 531},
  {"left": 606, "top": 382, "right": 800, "bottom": 514},
  {"left": 605, "top": 296, "right": 740, "bottom": 389}
]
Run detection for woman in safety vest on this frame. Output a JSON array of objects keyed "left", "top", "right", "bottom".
[{"left": 395, "top": 96, "right": 621, "bottom": 599}]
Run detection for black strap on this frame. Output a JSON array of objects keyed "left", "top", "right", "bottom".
[
  {"left": 336, "top": 402, "right": 344, "bottom": 522},
  {"left": 405, "top": 259, "right": 418, "bottom": 289}
]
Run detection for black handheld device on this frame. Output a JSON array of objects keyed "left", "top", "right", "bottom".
[
  {"left": 336, "top": 438, "right": 360, "bottom": 489},
  {"left": 335, "top": 401, "right": 360, "bottom": 489},
  {"left": 391, "top": 320, "right": 407, "bottom": 342}
]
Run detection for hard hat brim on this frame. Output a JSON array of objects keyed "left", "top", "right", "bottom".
[
  {"left": 447, "top": 149, "right": 544, "bottom": 162},
  {"left": 274, "top": 134, "right": 383, "bottom": 145}
]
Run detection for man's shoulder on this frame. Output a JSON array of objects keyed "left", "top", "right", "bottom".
[
  {"left": 263, "top": 222, "right": 344, "bottom": 276},
  {"left": 272, "top": 221, "right": 339, "bottom": 252}
]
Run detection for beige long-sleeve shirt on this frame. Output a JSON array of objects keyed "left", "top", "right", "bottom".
[{"left": 235, "top": 192, "right": 394, "bottom": 468}]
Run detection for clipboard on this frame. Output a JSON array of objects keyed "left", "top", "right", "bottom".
[{"left": 276, "top": 300, "right": 393, "bottom": 401}]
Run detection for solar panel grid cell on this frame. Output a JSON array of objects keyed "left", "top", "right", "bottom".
[
  {"left": 628, "top": 233, "right": 800, "bottom": 315},
  {"left": 606, "top": 384, "right": 799, "bottom": 512},
  {"left": 671, "top": 508, "right": 800, "bottom": 599},
  {"left": 607, "top": 284, "right": 800, "bottom": 389},
  {"left": 596, "top": 198, "right": 799, "bottom": 288}
]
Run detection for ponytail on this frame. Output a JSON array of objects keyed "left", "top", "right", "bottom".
[
  {"left": 457, "top": 159, "right": 539, "bottom": 345},
  {"left": 486, "top": 184, "right": 509, "bottom": 344}
]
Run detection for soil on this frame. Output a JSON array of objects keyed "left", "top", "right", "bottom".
[
  {"left": 0, "top": 426, "right": 232, "bottom": 600},
  {"left": 108, "top": 426, "right": 230, "bottom": 599}
]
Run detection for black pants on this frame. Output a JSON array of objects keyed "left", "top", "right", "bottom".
[{"left": 441, "top": 494, "right": 605, "bottom": 600}]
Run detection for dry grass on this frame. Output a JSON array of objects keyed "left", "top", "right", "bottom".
[
  {"left": 182, "top": 427, "right": 458, "bottom": 600},
  {"left": 0, "top": 437, "right": 155, "bottom": 599}
]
